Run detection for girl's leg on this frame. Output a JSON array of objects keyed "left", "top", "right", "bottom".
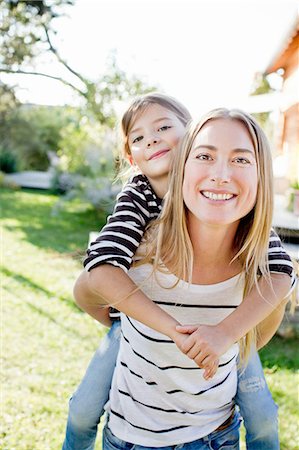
[
  {"left": 62, "top": 321, "right": 121, "bottom": 450},
  {"left": 235, "top": 349, "right": 279, "bottom": 450}
]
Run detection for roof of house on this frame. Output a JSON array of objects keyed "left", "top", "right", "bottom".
[{"left": 265, "top": 17, "right": 299, "bottom": 74}]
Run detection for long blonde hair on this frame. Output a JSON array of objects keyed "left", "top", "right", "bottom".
[
  {"left": 140, "top": 108, "right": 274, "bottom": 362},
  {"left": 116, "top": 92, "right": 192, "bottom": 181}
]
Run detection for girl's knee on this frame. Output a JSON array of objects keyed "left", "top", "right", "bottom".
[{"left": 68, "top": 394, "right": 101, "bottom": 430}]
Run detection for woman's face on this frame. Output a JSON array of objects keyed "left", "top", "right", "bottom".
[{"left": 182, "top": 118, "right": 258, "bottom": 228}]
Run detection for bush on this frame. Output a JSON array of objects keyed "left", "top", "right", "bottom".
[
  {"left": 52, "top": 170, "right": 121, "bottom": 216},
  {"left": 0, "top": 147, "right": 18, "bottom": 173}
]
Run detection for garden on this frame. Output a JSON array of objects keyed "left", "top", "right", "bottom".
[
  {"left": 1, "top": 188, "right": 298, "bottom": 450},
  {"left": 1, "top": 3, "right": 298, "bottom": 448}
]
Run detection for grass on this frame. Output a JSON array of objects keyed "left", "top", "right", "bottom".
[{"left": 1, "top": 188, "right": 299, "bottom": 450}]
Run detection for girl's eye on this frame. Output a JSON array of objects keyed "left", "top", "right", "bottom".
[
  {"left": 132, "top": 135, "right": 143, "bottom": 144},
  {"left": 233, "top": 157, "right": 251, "bottom": 164},
  {"left": 158, "top": 125, "right": 171, "bottom": 131},
  {"left": 196, "top": 153, "right": 213, "bottom": 161}
]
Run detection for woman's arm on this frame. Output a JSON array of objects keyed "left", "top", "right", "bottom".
[
  {"left": 256, "top": 298, "right": 288, "bottom": 350},
  {"left": 74, "top": 273, "right": 112, "bottom": 327}
]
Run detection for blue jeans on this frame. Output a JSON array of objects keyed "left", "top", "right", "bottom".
[
  {"left": 102, "top": 410, "right": 241, "bottom": 449},
  {"left": 235, "top": 349, "right": 279, "bottom": 450},
  {"left": 62, "top": 321, "right": 121, "bottom": 450}
]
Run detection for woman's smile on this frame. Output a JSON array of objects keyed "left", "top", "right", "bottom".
[{"left": 201, "top": 190, "right": 235, "bottom": 201}]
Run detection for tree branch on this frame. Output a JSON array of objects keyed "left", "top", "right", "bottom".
[
  {"left": 43, "top": 25, "right": 89, "bottom": 86},
  {"left": 0, "top": 68, "right": 87, "bottom": 97}
]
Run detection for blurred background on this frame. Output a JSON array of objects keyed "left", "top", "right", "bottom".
[{"left": 1, "top": 1, "right": 298, "bottom": 449}]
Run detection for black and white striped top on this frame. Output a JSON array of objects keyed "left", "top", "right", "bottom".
[
  {"left": 83, "top": 174, "right": 294, "bottom": 320},
  {"left": 84, "top": 174, "right": 162, "bottom": 273},
  {"left": 106, "top": 266, "right": 244, "bottom": 446}
]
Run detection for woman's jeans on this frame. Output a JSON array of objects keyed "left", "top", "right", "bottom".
[
  {"left": 62, "top": 322, "right": 279, "bottom": 450},
  {"left": 62, "top": 321, "right": 121, "bottom": 450},
  {"left": 102, "top": 410, "right": 241, "bottom": 450}
]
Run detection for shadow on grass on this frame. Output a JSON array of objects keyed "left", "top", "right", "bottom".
[
  {"left": 2, "top": 266, "right": 80, "bottom": 312},
  {"left": 1, "top": 188, "right": 108, "bottom": 254},
  {"left": 23, "top": 299, "right": 98, "bottom": 341},
  {"left": 3, "top": 270, "right": 101, "bottom": 341}
]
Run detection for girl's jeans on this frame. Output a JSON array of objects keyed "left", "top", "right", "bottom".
[
  {"left": 235, "top": 349, "right": 279, "bottom": 450},
  {"left": 62, "top": 323, "right": 279, "bottom": 450},
  {"left": 62, "top": 321, "right": 121, "bottom": 450},
  {"left": 102, "top": 410, "right": 241, "bottom": 450}
]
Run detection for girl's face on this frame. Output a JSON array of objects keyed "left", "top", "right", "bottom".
[
  {"left": 183, "top": 118, "right": 258, "bottom": 229},
  {"left": 127, "top": 104, "right": 186, "bottom": 185}
]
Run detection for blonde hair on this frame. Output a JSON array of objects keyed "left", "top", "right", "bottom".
[
  {"left": 140, "top": 108, "right": 274, "bottom": 363},
  {"left": 116, "top": 92, "right": 192, "bottom": 181}
]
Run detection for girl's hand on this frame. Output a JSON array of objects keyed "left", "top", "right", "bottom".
[
  {"left": 175, "top": 323, "right": 234, "bottom": 373},
  {"left": 172, "top": 327, "right": 219, "bottom": 379}
]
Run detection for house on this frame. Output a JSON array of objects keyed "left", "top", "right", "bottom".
[{"left": 264, "top": 17, "right": 299, "bottom": 188}]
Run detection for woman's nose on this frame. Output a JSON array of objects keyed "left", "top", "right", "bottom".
[{"left": 210, "top": 164, "right": 231, "bottom": 184}]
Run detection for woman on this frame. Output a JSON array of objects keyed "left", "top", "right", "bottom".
[{"left": 102, "top": 108, "right": 280, "bottom": 449}]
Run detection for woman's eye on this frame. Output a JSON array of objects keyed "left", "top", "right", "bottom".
[
  {"left": 132, "top": 135, "right": 143, "bottom": 144},
  {"left": 196, "top": 153, "right": 212, "bottom": 161},
  {"left": 234, "top": 157, "right": 250, "bottom": 164}
]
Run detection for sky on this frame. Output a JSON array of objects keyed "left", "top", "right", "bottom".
[{"left": 4, "top": 0, "right": 298, "bottom": 118}]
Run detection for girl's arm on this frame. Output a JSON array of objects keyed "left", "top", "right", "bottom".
[
  {"left": 76, "top": 175, "right": 186, "bottom": 342},
  {"left": 176, "top": 272, "right": 294, "bottom": 368},
  {"left": 176, "top": 231, "right": 296, "bottom": 367},
  {"left": 74, "top": 266, "right": 183, "bottom": 341}
]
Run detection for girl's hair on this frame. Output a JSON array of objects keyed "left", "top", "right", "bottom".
[
  {"left": 116, "top": 92, "right": 192, "bottom": 180},
  {"left": 140, "top": 108, "right": 274, "bottom": 363}
]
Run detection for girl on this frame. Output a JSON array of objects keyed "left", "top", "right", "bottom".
[
  {"left": 102, "top": 108, "right": 291, "bottom": 448},
  {"left": 63, "top": 94, "right": 294, "bottom": 450}
]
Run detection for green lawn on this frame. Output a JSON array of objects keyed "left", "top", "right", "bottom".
[{"left": 1, "top": 189, "right": 298, "bottom": 450}]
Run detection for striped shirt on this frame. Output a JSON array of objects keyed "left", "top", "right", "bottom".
[
  {"left": 83, "top": 174, "right": 294, "bottom": 320},
  {"left": 106, "top": 265, "right": 244, "bottom": 446}
]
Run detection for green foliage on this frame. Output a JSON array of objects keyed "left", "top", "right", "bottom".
[
  {"left": 1, "top": 189, "right": 299, "bottom": 450},
  {"left": 0, "top": 147, "right": 18, "bottom": 173},
  {"left": 250, "top": 72, "right": 275, "bottom": 96},
  {"left": 50, "top": 117, "right": 122, "bottom": 212},
  {"left": 0, "top": 1, "right": 156, "bottom": 125},
  {"left": 1, "top": 104, "right": 76, "bottom": 171},
  {"left": 250, "top": 72, "right": 276, "bottom": 139},
  {"left": 0, "top": 82, "right": 20, "bottom": 120},
  {"left": 291, "top": 179, "right": 299, "bottom": 190},
  {"left": 0, "top": 0, "right": 74, "bottom": 67}
]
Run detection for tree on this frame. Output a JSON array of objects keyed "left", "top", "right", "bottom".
[
  {"left": 0, "top": 0, "right": 154, "bottom": 125},
  {"left": 249, "top": 72, "right": 276, "bottom": 136}
]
